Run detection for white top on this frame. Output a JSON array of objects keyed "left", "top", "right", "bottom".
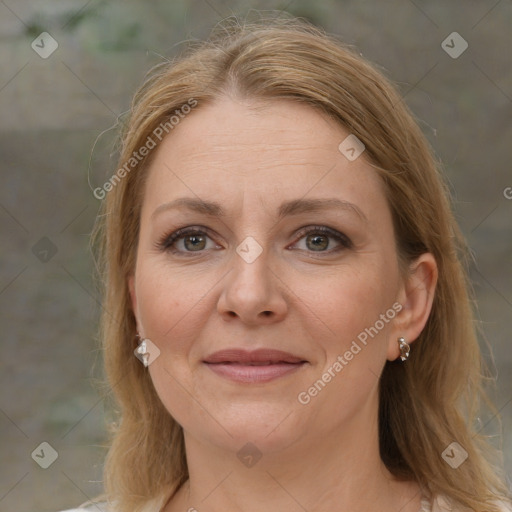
[{"left": 60, "top": 493, "right": 512, "bottom": 512}]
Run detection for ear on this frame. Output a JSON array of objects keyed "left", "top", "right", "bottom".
[
  {"left": 386, "top": 253, "right": 438, "bottom": 361},
  {"left": 128, "top": 274, "right": 142, "bottom": 335}
]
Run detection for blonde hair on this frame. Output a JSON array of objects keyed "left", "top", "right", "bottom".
[{"left": 91, "top": 13, "right": 511, "bottom": 512}]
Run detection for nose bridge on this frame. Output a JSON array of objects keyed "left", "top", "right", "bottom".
[
  {"left": 230, "top": 237, "right": 272, "bottom": 301},
  {"left": 218, "top": 234, "right": 287, "bottom": 322}
]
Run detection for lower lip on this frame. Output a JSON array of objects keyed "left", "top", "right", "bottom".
[{"left": 204, "top": 362, "right": 305, "bottom": 383}]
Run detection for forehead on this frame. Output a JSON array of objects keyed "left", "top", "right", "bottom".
[
  {"left": 140, "top": 97, "right": 387, "bottom": 221},
  {"left": 152, "top": 97, "right": 347, "bottom": 168}
]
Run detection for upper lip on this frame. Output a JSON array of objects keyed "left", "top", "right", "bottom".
[{"left": 203, "top": 348, "right": 306, "bottom": 364}]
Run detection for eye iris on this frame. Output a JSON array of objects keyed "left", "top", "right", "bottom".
[
  {"left": 184, "top": 234, "right": 206, "bottom": 251},
  {"left": 306, "top": 234, "right": 329, "bottom": 251}
]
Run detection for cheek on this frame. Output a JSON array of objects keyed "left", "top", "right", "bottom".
[
  {"left": 297, "top": 261, "right": 397, "bottom": 349},
  {"left": 292, "top": 266, "right": 398, "bottom": 427},
  {"left": 135, "top": 259, "right": 206, "bottom": 350},
  {"left": 137, "top": 262, "right": 212, "bottom": 423}
]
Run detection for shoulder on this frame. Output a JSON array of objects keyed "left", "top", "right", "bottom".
[
  {"left": 495, "top": 500, "right": 512, "bottom": 512},
  {"left": 57, "top": 495, "right": 168, "bottom": 512},
  {"left": 431, "top": 494, "right": 512, "bottom": 512}
]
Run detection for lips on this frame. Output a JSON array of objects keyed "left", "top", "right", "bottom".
[
  {"left": 204, "top": 348, "right": 305, "bottom": 364},
  {"left": 203, "top": 348, "right": 307, "bottom": 383}
]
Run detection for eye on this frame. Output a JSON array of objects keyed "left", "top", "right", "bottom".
[
  {"left": 156, "top": 225, "right": 352, "bottom": 256},
  {"left": 291, "top": 226, "right": 352, "bottom": 253},
  {"left": 156, "top": 226, "right": 221, "bottom": 255}
]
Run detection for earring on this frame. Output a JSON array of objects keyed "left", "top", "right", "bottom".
[
  {"left": 135, "top": 333, "right": 150, "bottom": 367},
  {"left": 398, "top": 337, "right": 410, "bottom": 361}
]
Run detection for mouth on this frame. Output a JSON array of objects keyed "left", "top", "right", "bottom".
[{"left": 203, "top": 348, "right": 308, "bottom": 383}]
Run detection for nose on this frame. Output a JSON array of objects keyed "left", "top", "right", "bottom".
[{"left": 217, "top": 246, "right": 288, "bottom": 325}]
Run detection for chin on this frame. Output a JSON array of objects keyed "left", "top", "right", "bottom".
[{"left": 202, "top": 403, "right": 304, "bottom": 454}]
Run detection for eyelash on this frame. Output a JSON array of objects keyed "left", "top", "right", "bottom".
[{"left": 156, "top": 225, "right": 353, "bottom": 256}]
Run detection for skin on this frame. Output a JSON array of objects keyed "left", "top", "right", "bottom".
[{"left": 128, "top": 96, "right": 438, "bottom": 512}]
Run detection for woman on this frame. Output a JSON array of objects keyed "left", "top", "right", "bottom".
[{"left": 69, "top": 14, "right": 511, "bottom": 512}]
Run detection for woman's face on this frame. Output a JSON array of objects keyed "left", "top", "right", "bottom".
[{"left": 129, "top": 97, "right": 407, "bottom": 454}]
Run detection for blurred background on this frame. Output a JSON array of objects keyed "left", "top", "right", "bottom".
[{"left": 0, "top": 1, "right": 511, "bottom": 510}]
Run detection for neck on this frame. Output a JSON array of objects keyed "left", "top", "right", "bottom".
[{"left": 163, "top": 395, "right": 422, "bottom": 512}]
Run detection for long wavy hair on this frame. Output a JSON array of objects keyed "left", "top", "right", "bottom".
[{"left": 91, "top": 13, "right": 511, "bottom": 512}]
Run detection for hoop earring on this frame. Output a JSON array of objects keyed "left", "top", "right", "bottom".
[{"left": 398, "top": 337, "right": 410, "bottom": 361}]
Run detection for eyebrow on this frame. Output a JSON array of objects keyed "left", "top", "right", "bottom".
[{"left": 151, "top": 197, "right": 368, "bottom": 223}]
